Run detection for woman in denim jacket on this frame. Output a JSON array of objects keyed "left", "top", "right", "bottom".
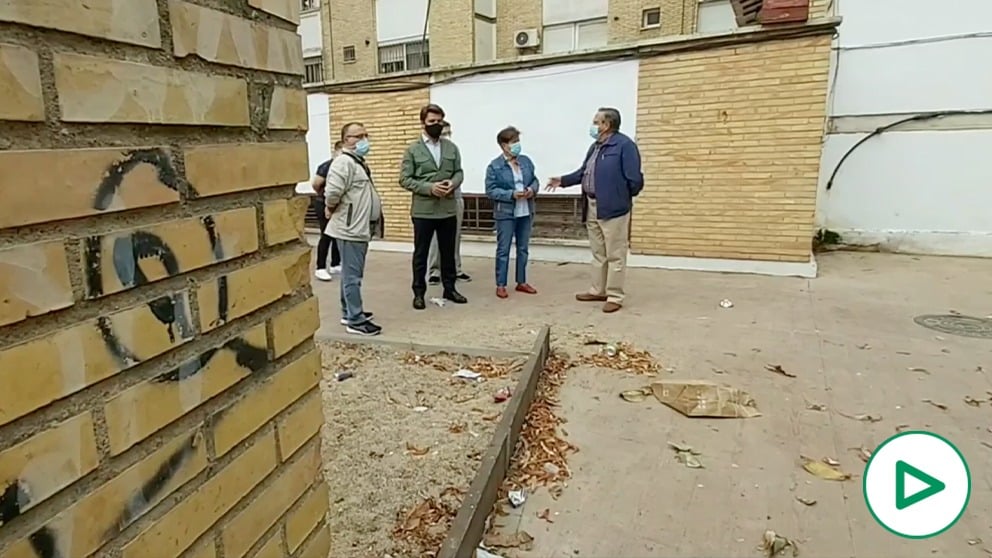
[{"left": 484, "top": 126, "right": 538, "bottom": 299}]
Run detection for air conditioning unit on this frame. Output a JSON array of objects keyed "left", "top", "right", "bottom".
[{"left": 514, "top": 29, "right": 540, "bottom": 48}]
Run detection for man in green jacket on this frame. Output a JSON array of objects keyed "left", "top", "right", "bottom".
[{"left": 399, "top": 103, "right": 468, "bottom": 310}]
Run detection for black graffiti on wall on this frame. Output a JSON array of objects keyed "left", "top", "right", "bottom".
[
  {"left": 83, "top": 148, "right": 268, "bottom": 382},
  {"left": 1, "top": 481, "right": 61, "bottom": 558},
  {"left": 4, "top": 149, "right": 274, "bottom": 558}
]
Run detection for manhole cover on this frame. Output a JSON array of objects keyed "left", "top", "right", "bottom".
[{"left": 913, "top": 314, "right": 992, "bottom": 339}]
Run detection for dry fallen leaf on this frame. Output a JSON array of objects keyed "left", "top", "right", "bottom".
[
  {"left": 490, "top": 352, "right": 578, "bottom": 529},
  {"left": 537, "top": 508, "right": 554, "bottom": 523},
  {"left": 762, "top": 529, "right": 799, "bottom": 557},
  {"left": 619, "top": 387, "right": 652, "bottom": 402},
  {"left": 805, "top": 401, "right": 827, "bottom": 411},
  {"left": 838, "top": 411, "right": 883, "bottom": 423},
  {"left": 765, "top": 364, "right": 797, "bottom": 378},
  {"left": 822, "top": 457, "right": 840, "bottom": 467},
  {"left": 801, "top": 456, "right": 851, "bottom": 481},
  {"left": 795, "top": 496, "right": 817, "bottom": 506},
  {"left": 668, "top": 441, "right": 704, "bottom": 468},
  {"left": 922, "top": 398, "right": 948, "bottom": 411},
  {"left": 581, "top": 342, "right": 661, "bottom": 375},
  {"left": 849, "top": 446, "right": 873, "bottom": 463},
  {"left": 908, "top": 366, "right": 930, "bottom": 375},
  {"left": 967, "top": 538, "right": 983, "bottom": 545},
  {"left": 895, "top": 424, "right": 911, "bottom": 432},
  {"left": 483, "top": 531, "right": 535, "bottom": 550},
  {"left": 964, "top": 395, "right": 984, "bottom": 407},
  {"left": 405, "top": 442, "right": 430, "bottom": 456}
]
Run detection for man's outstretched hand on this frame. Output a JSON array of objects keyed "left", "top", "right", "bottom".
[{"left": 545, "top": 177, "right": 562, "bottom": 191}]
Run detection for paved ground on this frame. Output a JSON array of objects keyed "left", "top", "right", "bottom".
[{"left": 310, "top": 247, "right": 992, "bottom": 557}]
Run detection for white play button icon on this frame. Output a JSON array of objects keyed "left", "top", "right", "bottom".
[{"left": 863, "top": 431, "right": 970, "bottom": 538}]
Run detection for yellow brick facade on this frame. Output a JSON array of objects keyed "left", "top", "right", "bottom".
[
  {"left": 0, "top": 3, "right": 328, "bottom": 558},
  {"left": 329, "top": 86, "right": 431, "bottom": 242},
  {"left": 634, "top": 34, "right": 832, "bottom": 262},
  {"left": 326, "top": 0, "right": 376, "bottom": 81}
]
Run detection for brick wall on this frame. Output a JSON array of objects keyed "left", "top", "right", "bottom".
[
  {"left": 327, "top": 0, "right": 377, "bottom": 81},
  {"left": 0, "top": 2, "right": 330, "bottom": 558},
  {"left": 608, "top": 0, "right": 697, "bottom": 43},
  {"left": 430, "top": 0, "right": 476, "bottom": 67},
  {"left": 495, "top": 0, "right": 543, "bottom": 59},
  {"left": 633, "top": 35, "right": 832, "bottom": 262},
  {"left": 328, "top": 87, "right": 431, "bottom": 242}
]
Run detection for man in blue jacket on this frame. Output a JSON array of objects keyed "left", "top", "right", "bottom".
[{"left": 546, "top": 107, "right": 643, "bottom": 313}]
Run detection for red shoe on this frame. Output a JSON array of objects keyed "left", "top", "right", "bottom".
[
  {"left": 496, "top": 287, "right": 509, "bottom": 299},
  {"left": 515, "top": 283, "right": 537, "bottom": 294}
]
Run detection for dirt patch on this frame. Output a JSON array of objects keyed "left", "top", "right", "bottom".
[{"left": 318, "top": 341, "right": 525, "bottom": 558}]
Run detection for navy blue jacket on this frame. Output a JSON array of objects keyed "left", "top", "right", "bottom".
[
  {"left": 561, "top": 132, "right": 643, "bottom": 221},
  {"left": 485, "top": 154, "right": 538, "bottom": 220}
]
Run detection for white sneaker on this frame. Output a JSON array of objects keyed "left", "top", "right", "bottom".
[
  {"left": 314, "top": 269, "right": 332, "bottom": 282},
  {"left": 328, "top": 266, "right": 342, "bottom": 275}
]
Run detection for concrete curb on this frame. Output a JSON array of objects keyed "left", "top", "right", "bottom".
[
  {"left": 314, "top": 332, "right": 531, "bottom": 358},
  {"left": 437, "top": 326, "right": 552, "bottom": 558}
]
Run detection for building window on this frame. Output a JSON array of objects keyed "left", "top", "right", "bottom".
[
  {"left": 641, "top": 7, "right": 662, "bottom": 28},
  {"left": 697, "top": 0, "right": 738, "bottom": 33},
  {"left": 342, "top": 45, "right": 356, "bottom": 63},
  {"left": 303, "top": 56, "right": 323, "bottom": 84},
  {"left": 301, "top": 0, "right": 318, "bottom": 12},
  {"left": 377, "top": 39, "right": 430, "bottom": 74},
  {"left": 542, "top": 18, "right": 608, "bottom": 55}
]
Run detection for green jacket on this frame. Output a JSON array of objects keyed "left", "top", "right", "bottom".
[{"left": 399, "top": 137, "right": 464, "bottom": 219}]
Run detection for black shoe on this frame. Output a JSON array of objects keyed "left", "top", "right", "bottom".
[
  {"left": 428, "top": 276, "right": 441, "bottom": 285},
  {"left": 443, "top": 290, "right": 468, "bottom": 304},
  {"left": 456, "top": 273, "right": 472, "bottom": 282},
  {"left": 412, "top": 295, "right": 426, "bottom": 310},
  {"left": 346, "top": 321, "right": 381, "bottom": 336},
  {"left": 339, "top": 312, "right": 374, "bottom": 326}
]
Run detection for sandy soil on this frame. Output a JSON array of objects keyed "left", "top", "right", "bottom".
[{"left": 317, "top": 341, "right": 525, "bottom": 558}]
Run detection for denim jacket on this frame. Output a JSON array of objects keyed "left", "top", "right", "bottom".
[{"left": 484, "top": 154, "right": 538, "bottom": 220}]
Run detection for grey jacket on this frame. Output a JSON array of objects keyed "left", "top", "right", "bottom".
[{"left": 324, "top": 151, "right": 382, "bottom": 242}]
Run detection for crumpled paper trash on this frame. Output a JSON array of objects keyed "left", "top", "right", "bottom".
[{"left": 650, "top": 379, "right": 761, "bottom": 418}]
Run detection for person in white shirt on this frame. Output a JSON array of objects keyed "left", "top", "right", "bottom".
[{"left": 428, "top": 121, "right": 471, "bottom": 285}]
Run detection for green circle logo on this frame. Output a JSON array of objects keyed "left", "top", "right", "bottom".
[{"left": 863, "top": 431, "right": 970, "bottom": 539}]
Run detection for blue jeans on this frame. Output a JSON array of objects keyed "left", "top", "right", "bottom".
[
  {"left": 495, "top": 215, "right": 532, "bottom": 287},
  {"left": 338, "top": 239, "right": 369, "bottom": 325}
]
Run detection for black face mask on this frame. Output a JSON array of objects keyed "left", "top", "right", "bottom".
[{"left": 425, "top": 123, "right": 444, "bottom": 139}]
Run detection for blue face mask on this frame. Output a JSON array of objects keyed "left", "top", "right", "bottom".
[
  {"left": 509, "top": 142, "right": 522, "bottom": 157},
  {"left": 589, "top": 124, "right": 601, "bottom": 139},
  {"left": 354, "top": 138, "right": 370, "bottom": 157}
]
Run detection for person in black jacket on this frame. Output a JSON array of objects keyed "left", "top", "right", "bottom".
[{"left": 311, "top": 141, "right": 343, "bottom": 281}]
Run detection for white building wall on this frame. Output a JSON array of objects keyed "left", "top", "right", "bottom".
[
  {"left": 816, "top": 0, "right": 992, "bottom": 256},
  {"left": 428, "top": 60, "right": 639, "bottom": 195},
  {"left": 297, "top": 94, "right": 332, "bottom": 194}
]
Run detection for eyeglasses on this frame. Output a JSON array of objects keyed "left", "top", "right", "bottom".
[{"left": 345, "top": 133, "right": 369, "bottom": 140}]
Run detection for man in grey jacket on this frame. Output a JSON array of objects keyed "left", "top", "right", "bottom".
[{"left": 325, "top": 122, "right": 383, "bottom": 336}]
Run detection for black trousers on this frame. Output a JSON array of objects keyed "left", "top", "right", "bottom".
[
  {"left": 313, "top": 197, "right": 340, "bottom": 269},
  {"left": 412, "top": 216, "right": 457, "bottom": 295}
]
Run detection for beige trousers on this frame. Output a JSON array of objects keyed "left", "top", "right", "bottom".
[{"left": 585, "top": 198, "right": 629, "bottom": 304}]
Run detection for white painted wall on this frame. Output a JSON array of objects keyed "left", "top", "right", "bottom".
[
  {"left": 543, "top": 0, "right": 609, "bottom": 26},
  {"left": 297, "top": 94, "right": 331, "bottom": 195},
  {"left": 376, "top": 0, "right": 429, "bottom": 44},
  {"left": 429, "top": 60, "right": 639, "bottom": 195},
  {"left": 299, "top": 10, "right": 322, "bottom": 57},
  {"left": 816, "top": 0, "right": 992, "bottom": 256}
]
